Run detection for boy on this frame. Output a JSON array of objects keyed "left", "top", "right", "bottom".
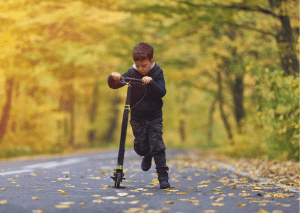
[{"left": 107, "top": 42, "right": 170, "bottom": 189}]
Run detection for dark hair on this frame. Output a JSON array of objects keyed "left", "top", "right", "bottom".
[{"left": 133, "top": 42, "right": 154, "bottom": 61}]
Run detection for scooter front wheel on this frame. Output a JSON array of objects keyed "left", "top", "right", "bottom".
[{"left": 115, "top": 172, "right": 122, "bottom": 188}]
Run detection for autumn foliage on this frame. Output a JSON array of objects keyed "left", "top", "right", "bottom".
[{"left": 0, "top": 0, "right": 298, "bottom": 160}]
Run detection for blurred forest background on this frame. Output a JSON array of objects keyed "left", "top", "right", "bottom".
[{"left": 0, "top": 0, "right": 298, "bottom": 161}]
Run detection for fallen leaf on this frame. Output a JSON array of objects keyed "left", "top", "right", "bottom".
[
  {"left": 128, "top": 200, "right": 140, "bottom": 204},
  {"left": 91, "top": 195, "right": 101, "bottom": 197},
  {"left": 272, "top": 211, "right": 283, "bottom": 213},
  {"left": 93, "top": 199, "right": 104, "bottom": 203},
  {"left": 259, "top": 203, "right": 266, "bottom": 206},
  {"left": 211, "top": 203, "right": 224, "bottom": 206},
  {"left": 237, "top": 202, "right": 246, "bottom": 207},
  {"left": 142, "top": 193, "right": 153, "bottom": 195},
  {"left": 203, "top": 210, "right": 217, "bottom": 213},
  {"left": 113, "top": 201, "right": 126, "bottom": 204},
  {"left": 164, "top": 201, "right": 175, "bottom": 204},
  {"left": 123, "top": 208, "right": 143, "bottom": 213},
  {"left": 60, "top": 202, "right": 74, "bottom": 205},
  {"left": 81, "top": 202, "right": 86, "bottom": 206},
  {"left": 258, "top": 209, "right": 269, "bottom": 213},
  {"left": 176, "top": 192, "right": 186, "bottom": 195},
  {"left": 32, "top": 197, "right": 39, "bottom": 200},
  {"left": 0, "top": 200, "right": 7, "bottom": 204},
  {"left": 54, "top": 205, "right": 70, "bottom": 209},
  {"left": 152, "top": 179, "right": 159, "bottom": 186},
  {"left": 58, "top": 190, "right": 67, "bottom": 194},
  {"left": 228, "top": 193, "right": 234, "bottom": 196},
  {"left": 1, "top": 188, "right": 7, "bottom": 190},
  {"left": 102, "top": 196, "right": 119, "bottom": 200},
  {"left": 117, "top": 193, "right": 128, "bottom": 197},
  {"left": 275, "top": 203, "right": 291, "bottom": 207},
  {"left": 188, "top": 200, "right": 199, "bottom": 203},
  {"left": 32, "top": 210, "right": 44, "bottom": 213}
]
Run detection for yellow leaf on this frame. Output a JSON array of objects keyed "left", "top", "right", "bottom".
[
  {"left": 112, "top": 201, "right": 126, "bottom": 204},
  {"left": 142, "top": 193, "right": 153, "bottom": 195},
  {"left": 211, "top": 203, "right": 224, "bottom": 206},
  {"left": 187, "top": 200, "right": 199, "bottom": 203},
  {"left": 58, "top": 190, "right": 67, "bottom": 194},
  {"left": 1, "top": 188, "right": 7, "bottom": 190},
  {"left": 128, "top": 200, "right": 140, "bottom": 204},
  {"left": 164, "top": 201, "right": 175, "bottom": 204},
  {"left": 124, "top": 208, "right": 143, "bottom": 213},
  {"left": 259, "top": 203, "right": 266, "bottom": 206},
  {"left": 117, "top": 193, "right": 128, "bottom": 197},
  {"left": 152, "top": 179, "right": 159, "bottom": 186},
  {"left": 272, "top": 211, "right": 283, "bottom": 213},
  {"left": 140, "top": 204, "right": 148, "bottom": 208},
  {"left": 60, "top": 202, "right": 74, "bottom": 205},
  {"left": 93, "top": 199, "right": 104, "bottom": 203},
  {"left": 102, "top": 196, "right": 119, "bottom": 200},
  {"left": 0, "top": 200, "right": 7, "bottom": 204},
  {"left": 258, "top": 209, "right": 269, "bottom": 213},
  {"left": 54, "top": 205, "right": 70, "bottom": 209},
  {"left": 237, "top": 202, "right": 246, "bottom": 207},
  {"left": 32, "top": 210, "right": 44, "bottom": 213},
  {"left": 91, "top": 195, "right": 101, "bottom": 197},
  {"left": 32, "top": 197, "right": 39, "bottom": 200},
  {"left": 176, "top": 192, "right": 186, "bottom": 195},
  {"left": 228, "top": 193, "right": 235, "bottom": 196},
  {"left": 203, "top": 210, "right": 217, "bottom": 213}
]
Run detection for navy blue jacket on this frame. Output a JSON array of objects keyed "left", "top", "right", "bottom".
[{"left": 107, "top": 63, "right": 166, "bottom": 121}]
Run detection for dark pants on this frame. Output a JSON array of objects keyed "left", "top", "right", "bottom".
[{"left": 130, "top": 117, "right": 169, "bottom": 182}]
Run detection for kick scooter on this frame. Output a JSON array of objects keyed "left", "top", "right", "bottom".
[{"left": 111, "top": 76, "right": 143, "bottom": 188}]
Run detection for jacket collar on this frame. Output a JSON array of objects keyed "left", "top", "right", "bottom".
[{"left": 132, "top": 62, "right": 157, "bottom": 76}]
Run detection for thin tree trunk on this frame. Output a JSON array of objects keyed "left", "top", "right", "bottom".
[
  {"left": 0, "top": 78, "right": 14, "bottom": 141},
  {"left": 88, "top": 82, "right": 99, "bottom": 145},
  {"left": 207, "top": 97, "right": 217, "bottom": 143},
  {"left": 217, "top": 72, "right": 234, "bottom": 144},
  {"left": 102, "top": 95, "right": 121, "bottom": 143},
  {"left": 232, "top": 75, "right": 245, "bottom": 133}
]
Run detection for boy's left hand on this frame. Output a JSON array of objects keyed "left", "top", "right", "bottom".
[{"left": 142, "top": 76, "right": 152, "bottom": 85}]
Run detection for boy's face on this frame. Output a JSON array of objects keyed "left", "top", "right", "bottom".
[{"left": 135, "top": 59, "right": 154, "bottom": 76}]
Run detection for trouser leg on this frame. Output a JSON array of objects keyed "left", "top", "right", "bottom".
[
  {"left": 130, "top": 119, "right": 151, "bottom": 157},
  {"left": 148, "top": 117, "right": 169, "bottom": 182}
]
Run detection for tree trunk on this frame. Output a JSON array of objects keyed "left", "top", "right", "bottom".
[
  {"left": 276, "top": 15, "right": 298, "bottom": 76},
  {"left": 217, "top": 72, "right": 234, "bottom": 144},
  {"left": 232, "top": 75, "right": 245, "bottom": 133},
  {"left": 88, "top": 82, "right": 99, "bottom": 145},
  {"left": 102, "top": 95, "right": 121, "bottom": 143},
  {"left": 0, "top": 78, "right": 14, "bottom": 141},
  {"left": 207, "top": 97, "right": 217, "bottom": 143}
]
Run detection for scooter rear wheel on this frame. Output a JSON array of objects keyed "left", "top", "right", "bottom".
[{"left": 115, "top": 172, "right": 122, "bottom": 188}]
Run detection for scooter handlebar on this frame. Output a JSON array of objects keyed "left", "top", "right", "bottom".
[{"left": 121, "top": 76, "right": 143, "bottom": 84}]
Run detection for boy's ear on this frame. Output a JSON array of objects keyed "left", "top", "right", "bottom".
[{"left": 150, "top": 58, "right": 154, "bottom": 63}]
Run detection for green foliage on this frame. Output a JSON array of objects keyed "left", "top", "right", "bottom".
[{"left": 252, "top": 66, "right": 299, "bottom": 160}]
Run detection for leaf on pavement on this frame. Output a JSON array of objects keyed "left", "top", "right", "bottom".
[
  {"left": 0, "top": 200, "right": 7, "bottom": 204},
  {"left": 128, "top": 200, "right": 140, "bottom": 204},
  {"left": 237, "top": 202, "right": 246, "bottom": 207},
  {"left": 142, "top": 193, "right": 153, "bottom": 195},
  {"left": 257, "top": 209, "right": 269, "bottom": 213},
  {"left": 1, "top": 188, "right": 7, "bottom": 190},
  {"left": 211, "top": 203, "right": 224, "bottom": 206},
  {"left": 81, "top": 202, "right": 86, "bottom": 206},
  {"left": 203, "top": 210, "right": 217, "bottom": 213},
  {"left": 93, "top": 199, "right": 104, "bottom": 203},
  {"left": 117, "top": 193, "right": 128, "bottom": 197},
  {"left": 54, "top": 205, "right": 70, "bottom": 209},
  {"left": 275, "top": 203, "right": 291, "bottom": 207},
  {"left": 58, "top": 190, "right": 67, "bottom": 194},
  {"left": 32, "top": 210, "right": 44, "bottom": 213},
  {"left": 91, "top": 195, "right": 101, "bottom": 197},
  {"left": 176, "top": 192, "right": 186, "bottom": 195},
  {"left": 228, "top": 193, "right": 234, "bottom": 196},
  {"left": 123, "top": 208, "right": 144, "bottom": 213},
  {"left": 60, "top": 202, "right": 74, "bottom": 205},
  {"left": 164, "top": 201, "right": 175, "bottom": 204},
  {"left": 32, "top": 197, "right": 39, "bottom": 200},
  {"left": 152, "top": 179, "right": 159, "bottom": 186},
  {"left": 112, "top": 201, "right": 126, "bottom": 204},
  {"left": 102, "top": 196, "right": 119, "bottom": 200}
]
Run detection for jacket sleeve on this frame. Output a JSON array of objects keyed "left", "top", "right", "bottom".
[
  {"left": 149, "top": 71, "right": 166, "bottom": 98},
  {"left": 107, "top": 70, "right": 131, "bottom": 89}
]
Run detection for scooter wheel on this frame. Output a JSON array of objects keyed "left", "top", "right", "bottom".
[{"left": 115, "top": 172, "right": 122, "bottom": 188}]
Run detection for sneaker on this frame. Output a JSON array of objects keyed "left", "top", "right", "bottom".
[
  {"left": 159, "top": 181, "right": 170, "bottom": 189},
  {"left": 141, "top": 155, "right": 152, "bottom": 171}
]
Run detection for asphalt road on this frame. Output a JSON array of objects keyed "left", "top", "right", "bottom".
[{"left": 0, "top": 149, "right": 299, "bottom": 213}]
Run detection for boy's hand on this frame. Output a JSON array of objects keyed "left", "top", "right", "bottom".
[
  {"left": 111, "top": 72, "right": 121, "bottom": 81},
  {"left": 142, "top": 76, "right": 152, "bottom": 85}
]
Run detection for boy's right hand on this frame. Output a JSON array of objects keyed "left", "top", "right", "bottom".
[{"left": 111, "top": 72, "right": 121, "bottom": 81}]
